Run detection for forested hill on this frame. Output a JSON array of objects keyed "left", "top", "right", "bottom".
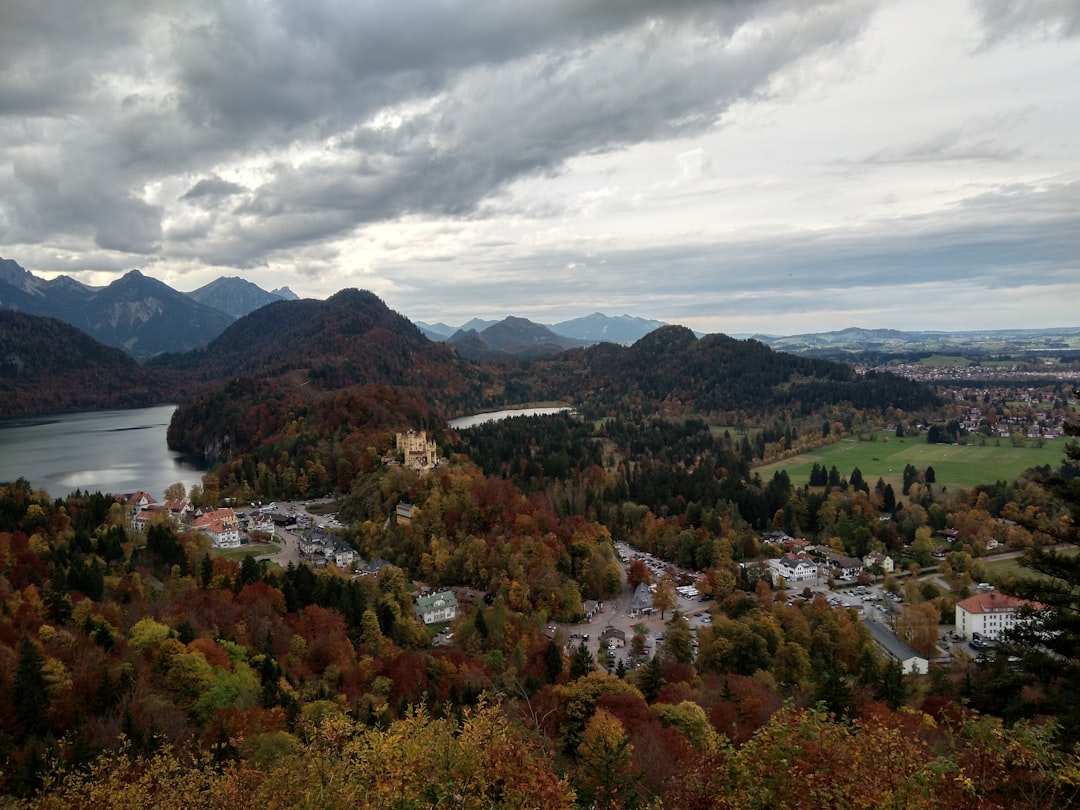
[
  {"left": 153, "top": 288, "right": 484, "bottom": 399},
  {"left": 163, "top": 289, "right": 491, "bottom": 464},
  {"left": 0, "top": 311, "right": 167, "bottom": 418},
  {"left": 522, "top": 325, "right": 938, "bottom": 417}
]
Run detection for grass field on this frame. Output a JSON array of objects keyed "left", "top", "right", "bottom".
[
  {"left": 984, "top": 547, "right": 1079, "bottom": 584},
  {"left": 756, "top": 430, "right": 1067, "bottom": 493},
  {"left": 213, "top": 542, "right": 280, "bottom": 560}
]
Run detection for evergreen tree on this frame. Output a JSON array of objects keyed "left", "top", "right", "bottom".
[
  {"left": 13, "top": 638, "right": 50, "bottom": 739},
  {"left": 568, "top": 641, "right": 595, "bottom": 680},
  {"left": 543, "top": 639, "right": 563, "bottom": 684},
  {"left": 200, "top": 553, "right": 213, "bottom": 588},
  {"left": 875, "top": 659, "right": 907, "bottom": 710},
  {"left": 637, "top": 654, "right": 664, "bottom": 703}
]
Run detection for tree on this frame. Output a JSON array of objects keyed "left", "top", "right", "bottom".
[
  {"left": 626, "top": 557, "right": 651, "bottom": 588},
  {"left": 894, "top": 602, "right": 940, "bottom": 659},
  {"left": 662, "top": 612, "right": 695, "bottom": 665},
  {"left": 572, "top": 708, "right": 639, "bottom": 810},
  {"left": 652, "top": 572, "right": 677, "bottom": 620},
  {"left": 636, "top": 654, "right": 664, "bottom": 703},
  {"left": 998, "top": 422, "right": 1080, "bottom": 749},
  {"left": 163, "top": 482, "right": 187, "bottom": 502},
  {"left": 882, "top": 483, "right": 897, "bottom": 512},
  {"left": 543, "top": 639, "right": 563, "bottom": 684},
  {"left": 13, "top": 637, "right": 50, "bottom": 739},
  {"left": 568, "top": 641, "right": 595, "bottom": 680}
]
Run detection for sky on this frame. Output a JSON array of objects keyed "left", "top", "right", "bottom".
[{"left": 1, "top": 0, "right": 1078, "bottom": 336}]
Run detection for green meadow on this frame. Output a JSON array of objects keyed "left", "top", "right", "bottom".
[
  {"left": 984, "top": 547, "right": 1079, "bottom": 585},
  {"left": 756, "top": 431, "right": 1067, "bottom": 493},
  {"left": 213, "top": 542, "right": 280, "bottom": 560}
]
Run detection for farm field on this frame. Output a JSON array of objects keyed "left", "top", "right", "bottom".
[{"left": 756, "top": 431, "right": 1066, "bottom": 493}]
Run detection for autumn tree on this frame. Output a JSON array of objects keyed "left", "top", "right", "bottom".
[
  {"left": 997, "top": 421, "right": 1080, "bottom": 749},
  {"left": 572, "top": 708, "right": 640, "bottom": 810},
  {"left": 895, "top": 602, "right": 941, "bottom": 659},
  {"left": 626, "top": 557, "right": 650, "bottom": 589},
  {"left": 652, "top": 572, "right": 677, "bottom": 620}
]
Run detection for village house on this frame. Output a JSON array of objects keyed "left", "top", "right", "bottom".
[
  {"left": 414, "top": 591, "right": 458, "bottom": 625},
  {"left": 599, "top": 627, "right": 627, "bottom": 648},
  {"left": 191, "top": 508, "right": 242, "bottom": 549},
  {"left": 826, "top": 552, "right": 865, "bottom": 581},
  {"left": 130, "top": 505, "right": 171, "bottom": 533},
  {"left": 955, "top": 587, "right": 1040, "bottom": 641},
  {"left": 395, "top": 502, "right": 418, "bottom": 525},
  {"left": 298, "top": 528, "right": 356, "bottom": 569},
  {"left": 864, "top": 551, "right": 894, "bottom": 574},
  {"left": 121, "top": 491, "right": 157, "bottom": 515},
  {"left": 162, "top": 498, "right": 193, "bottom": 521}
]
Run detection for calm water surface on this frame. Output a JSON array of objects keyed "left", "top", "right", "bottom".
[
  {"left": 449, "top": 406, "right": 572, "bottom": 430},
  {"left": 0, "top": 404, "right": 208, "bottom": 501}
]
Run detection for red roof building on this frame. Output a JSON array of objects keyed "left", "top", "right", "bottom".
[{"left": 955, "top": 589, "right": 1040, "bottom": 641}]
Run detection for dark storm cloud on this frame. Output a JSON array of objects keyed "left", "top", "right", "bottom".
[{"left": 0, "top": 0, "right": 873, "bottom": 268}]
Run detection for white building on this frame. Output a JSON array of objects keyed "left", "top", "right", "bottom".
[
  {"left": 955, "top": 589, "right": 1039, "bottom": 641},
  {"left": 414, "top": 591, "right": 458, "bottom": 625},
  {"left": 192, "top": 508, "right": 242, "bottom": 549},
  {"left": 768, "top": 553, "right": 818, "bottom": 587}
]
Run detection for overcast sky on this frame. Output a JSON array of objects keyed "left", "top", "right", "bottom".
[{"left": 1, "top": 0, "right": 1077, "bottom": 335}]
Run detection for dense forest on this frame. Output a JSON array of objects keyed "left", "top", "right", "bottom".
[
  {"left": 0, "top": 312, "right": 167, "bottom": 418},
  {"left": 3, "top": 415, "right": 1079, "bottom": 806}
]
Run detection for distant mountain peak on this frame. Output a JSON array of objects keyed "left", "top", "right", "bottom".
[
  {"left": 552, "top": 312, "right": 669, "bottom": 345},
  {"left": 271, "top": 286, "right": 299, "bottom": 300},
  {"left": 188, "top": 276, "right": 298, "bottom": 319},
  {"left": 0, "top": 256, "right": 46, "bottom": 296}
]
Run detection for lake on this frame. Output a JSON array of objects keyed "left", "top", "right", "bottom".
[
  {"left": 448, "top": 406, "right": 573, "bottom": 430},
  {"left": 0, "top": 404, "right": 208, "bottom": 501}
]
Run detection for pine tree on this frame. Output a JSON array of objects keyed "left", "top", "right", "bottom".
[
  {"left": 13, "top": 637, "right": 50, "bottom": 739},
  {"left": 543, "top": 639, "right": 563, "bottom": 684},
  {"left": 568, "top": 641, "right": 595, "bottom": 680},
  {"left": 637, "top": 654, "right": 664, "bottom": 703}
]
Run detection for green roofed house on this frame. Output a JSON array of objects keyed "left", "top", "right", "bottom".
[{"left": 414, "top": 591, "right": 459, "bottom": 625}]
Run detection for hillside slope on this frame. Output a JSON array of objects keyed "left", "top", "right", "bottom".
[{"left": 0, "top": 311, "right": 166, "bottom": 418}]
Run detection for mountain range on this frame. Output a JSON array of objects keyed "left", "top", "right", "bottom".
[
  {"left": 3, "top": 256, "right": 1078, "bottom": 366},
  {"left": 0, "top": 258, "right": 297, "bottom": 361}
]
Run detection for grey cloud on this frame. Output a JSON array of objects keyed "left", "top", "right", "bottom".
[
  {"left": 178, "top": 1, "right": 872, "bottom": 264},
  {"left": 862, "top": 133, "right": 1022, "bottom": 165},
  {"left": 975, "top": 0, "right": 1080, "bottom": 44},
  {"left": 2, "top": 0, "right": 868, "bottom": 269},
  {"left": 182, "top": 177, "right": 246, "bottom": 202}
]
